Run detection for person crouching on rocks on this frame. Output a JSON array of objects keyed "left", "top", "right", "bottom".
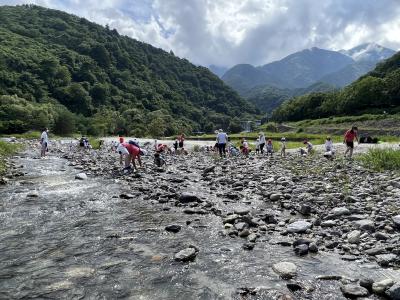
[
  {"left": 323, "top": 136, "right": 335, "bottom": 160},
  {"left": 117, "top": 143, "right": 143, "bottom": 172},
  {"left": 241, "top": 139, "right": 250, "bottom": 157}
]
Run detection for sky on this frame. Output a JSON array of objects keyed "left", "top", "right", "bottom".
[{"left": 1, "top": 0, "right": 400, "bottom": 68}]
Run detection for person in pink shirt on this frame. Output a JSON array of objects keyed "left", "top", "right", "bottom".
[
  {"left": 117, "top": 143, "right": 143, "bottom": 171},
  {"left": 344, "top": 126, "right": 359, "bottom": 158}
]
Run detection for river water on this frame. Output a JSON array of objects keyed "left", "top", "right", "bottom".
[{"left": 0, "top": 150, "right": 399, "bottom": 299}]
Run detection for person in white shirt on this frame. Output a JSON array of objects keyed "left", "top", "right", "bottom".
[
  {"left": 255, "top": 138, "right": 260, "bottom": 154},
  {"left": 216, "top": 129, "right": 228, "bottom": 157},
  {"left": 40, "top": 128, "right": 49, "bottom": 157},
  {"left": 259, "top": 132, "right": 266, "bottom": 154},
  {"left": 324, "top": 136, "right": 335, "bottom": 160}
]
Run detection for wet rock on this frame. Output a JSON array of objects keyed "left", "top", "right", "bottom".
[
  {"left": 27, "top": 191, "right": 39, "bottom": 197},
  {"left": 372, "top": 278, "right": 394, "bottom": 294},
  {"left": 376, "top": 254, "right": 397, "bottom": 267},
  {"left": 272, "top": 262, "right": 297, "bottom": 279},
  {"left": 286, "top": 282, "right": 302, "bottom": 292},
  {"left": 365, "top": 247, "right": 386, "bottom": 256},
  {"left": 292, "top": 238, "right": 311, "bottom": 247},
  {"left": 316, "top": 275, "right": 342, "bottom": 280},
  {"left": 340, "top": 284, "right": 369, "bottom": 298},
  {"left": 308, "top": 243, "right": 318, "bottom": 253},
  {"left": 385, "top": 282, "right": 400, "bottom": 300},
  {"left": 165, "top": 225, "right": 181, "bottom": 233},
  {"left": 354, "top": 219, "right": 375, "bottom": 232},
  {"left": 0, "top": 177, "right": 9, "bottom": 185},
  {"left": 294, "top": 244, "right": 309, "bottom": 256},
  {"left": 75, "top": 173, "right": 87, "bottom": 180},
  {"left": 179, "top": 192, "right": 201, "bottom": 203},
  {"left": 330, "top": 207, "right": 350, "bottom": 217},
  {"left": 119, "top": 193, "right": 134, "bottom": 199},
  {"left": 287, "top": 220, "right": 311, "bottom": 233},
  {"left": 347, "top": 230, "right": 361, "bottom": 244},
  {"left": 247, "top": 233, "right": 257, "bottom": 243},
  {"left": 234, "top": 222, "right": 248, "bottom": 231},
  {"left": 174, "top": 247, "right": 198, "bottom": 262}
]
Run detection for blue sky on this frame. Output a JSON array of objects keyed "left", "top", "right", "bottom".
[{"left": 1, "top": 0, "right": 399, "bottom": 67}]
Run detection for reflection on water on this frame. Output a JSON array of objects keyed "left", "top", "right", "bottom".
[{"left": 0, "top": 153, "right": 398, "bottom": 299}]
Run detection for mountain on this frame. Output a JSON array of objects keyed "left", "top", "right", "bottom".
[
  {"left": 0, "top": 5, "right": 257, "bottom": 136},
  {"left": 222, "top": 47, "right": 353, "bottom": 93},
  {"left": 222, "top": 43, "right": 395, "bottom": 113},
  {"left": 272, "top": 51, "right": 400, "bottom": 121},
  {"left": 340, "top": 43, "right": 396, "bottom": 62},
  {"left": 208, "top": 65, "right": 228, "bottom": 78}
]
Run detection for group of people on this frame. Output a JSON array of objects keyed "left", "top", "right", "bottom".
[{"left": 38, "top": 126, "right": 361, "bottom": 170}]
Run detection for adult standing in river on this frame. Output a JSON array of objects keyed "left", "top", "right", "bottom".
[
  {"left": 216, "top": 129, "right": 228, "bottom": 158},
  {"left": 344, "top": 126, "right": 359, "bottom": 159},
  {"left": 259, "top": 132, "right": 266, "bottom": 154},
  {"left": 40, "top": 128, "right": 49, "bottom": 158}
]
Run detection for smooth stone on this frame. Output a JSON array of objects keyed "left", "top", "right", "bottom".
[
  {"left": 347, "top": 230, "right": 361, "bottom": 244},
  {"left": 375, "top": 232, "right": 389, "bottom": 240},
  {"left": 272, "top": 262, "right": 297, "bottom": 279},
  {"left": 294, "top": 244, "right": 309, "bottom": 256},
  {"left": 75, "top": 173, "right": 87, "bottom": 180},
  {"left": 287, "top": 220, "right": 312, "bottom": 233},
  {"left": 321, "top": 220, "right": 336, "bottom": 227},
  {"left": 223, "top": 214, "right": 240, "bottom": 224},
  {"left": 340, "top": 284, "right": 369, "bottom": 298},
  {"left": 270, "top": 193, "right": 282, "bottom": 201},
  {"left": 359, "top": 278, "right": 374, "bottom": 291},
  {"left": 372, "top": 278, "right": 394, "bottom": 294},
  {"left": 299, "top": 204, "right": 312, "bottom": 216},
  {"left": 119, "top": 193, "right": 134, "bottom": 199},
  {"left": 27, "top": 191, "right": 39, "bottom": 197},
  {"left": 308, "top": 243, "right": 318, "bottom": 253},
  {"left": 174, "top": 247, "right": 197, "bottom": 262},
  {"left": 330, "top": 207, "right": 350, "bottom": 217}
]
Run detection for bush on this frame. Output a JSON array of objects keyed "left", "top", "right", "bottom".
[
  {"left": 358, "top": 148, "right": 400, "bottom": 171},
  {"left": 193, "top": 145, "right": 200, "bottom": 152}
]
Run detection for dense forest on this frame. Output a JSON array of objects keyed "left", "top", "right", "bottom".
[
  {"left": 272, "top": 52, "right": 400, "bottom": 121},
  {"left": 0, "top": 5, "right": 257, "bottom": 136}
]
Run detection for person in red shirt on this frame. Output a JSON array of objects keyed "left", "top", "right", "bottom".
[
  {"left": 344, "top": 126, "right": 359, "bottom": 158},
  {"left": 117, "top": 143, "right": 143, "bottom": 170}
]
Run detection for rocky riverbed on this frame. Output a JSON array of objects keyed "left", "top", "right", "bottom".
[{"left": 1, "top": 140, "right": 399, "bottom": 299}]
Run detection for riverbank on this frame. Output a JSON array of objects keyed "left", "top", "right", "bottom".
[{"left": 1, "top": 140, "right": 399, "bottom": 299}]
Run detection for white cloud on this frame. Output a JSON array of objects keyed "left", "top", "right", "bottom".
[{"left": 1, "top": 0, "right": 399, "bottom": 67}]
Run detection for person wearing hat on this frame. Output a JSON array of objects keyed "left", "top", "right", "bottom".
[
  {"left": 280, "top": 137, "right": 286, "bottom": 157},
  {"left": 216, "top": 129, "right": 228, "bottom": 158},
  {"left": 259, "top": 132, "right": 266, "bottom": 154}
]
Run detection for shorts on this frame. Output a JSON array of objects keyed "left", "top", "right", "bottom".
[
  {"left": 346, "top": 141, "right": 354, "bottom": 149},
  {"left": 179, "top": 142, "right": 184, "bottom": 148},
  {"left": 41, "top": 142, "right": 47, "bottom": 151}
]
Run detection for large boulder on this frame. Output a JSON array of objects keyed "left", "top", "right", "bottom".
[
  {"left": 372, "top": 278, "right": 394, "bottom": 294},
  {"left": 386, "top": 282, "right": 400, "bottom": 300}
]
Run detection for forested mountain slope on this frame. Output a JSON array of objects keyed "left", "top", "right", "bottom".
[{"left": 0, "top": 5, "right": 257, "bottom": 136}]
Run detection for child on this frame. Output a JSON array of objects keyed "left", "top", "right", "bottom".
[
  {"left": 280, "top": 137, "right": 286, "bottom": 157},
  {"left": 242, "top": 139, "right": 249, "bottom": 157},
  {"left": 303, "top": 140, "right": 313, "bottom": 154},
  {"left": 154, "top": 152, "right": 166, "bottom": 168},
  {"left": 324, "top": 136, "right": 335, "bottom": 160},
  {"left": 266, "top": 139, "right": 273, "bottom": 156}
]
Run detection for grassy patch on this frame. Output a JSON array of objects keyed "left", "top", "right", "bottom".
[
  {"left": 0, "top": 141, "right": 22, "bottom": 175},
  {"left": 358, "top": 148, "right": 400, "bottom": 171}
]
